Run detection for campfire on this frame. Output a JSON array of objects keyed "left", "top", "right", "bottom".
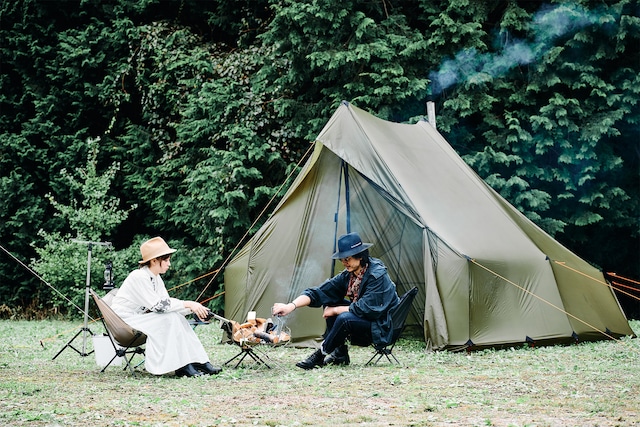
[{"left": 222, "top": 312, "right": 291, "bottom": 348}]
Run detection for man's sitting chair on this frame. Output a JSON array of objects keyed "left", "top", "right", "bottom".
[
  {"left": 366, "top": 286, "right": 418, "bottom": 365},
  {"left": 90, "top": 289, "right": 146, "bottom": 374}
]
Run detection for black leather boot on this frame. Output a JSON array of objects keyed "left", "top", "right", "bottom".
[
  {"left": 193, "top": 361, "right": 222, "bottom": 375},
  {"left": 175, "top": 363, "right": 204, "bottom": 377},
  {"left": 295, "top": 349, "right": 325, "bottom": 370},
  {"left": 324, "top": 345, "right": 350, "bottom": 366}
]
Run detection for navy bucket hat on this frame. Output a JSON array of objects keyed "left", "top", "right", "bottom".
[{"left": 331, "top": 232, "right": 373, "bottom": 259}]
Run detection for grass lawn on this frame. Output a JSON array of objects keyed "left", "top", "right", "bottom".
[{"left": 0, "top": 319, "right": 638, "bottom": 427}]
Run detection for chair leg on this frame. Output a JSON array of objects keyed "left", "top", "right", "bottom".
[
  {"left": 100, "top": 353, "right": 120, "bottom": 373},
  {"left": 97, "top": 345, "right": 144, "bottom": 375},
  {"left": 385, "top": 352, "right": 400, "bottom": 364},
  {"left": 367, "top": 346, "right": 401, "bottom": 366},
  {"left": 365, "top": 353, "right": 379, "bottom": 366},
  {"left": 97, "top": 319, "right": 145, "bottom": 375},
  {"left": 123, "top": 352, "right": 137, "bottom": 375}
]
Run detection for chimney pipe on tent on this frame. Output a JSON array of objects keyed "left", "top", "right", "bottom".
[
  {"left": 426, "top": 84, "right": 437, "bottom": 129},
  {"left": 426, "top": 101, "right": 436, "bottom": 129}
]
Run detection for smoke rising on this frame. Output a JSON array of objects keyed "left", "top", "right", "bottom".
[{"left": 429, "top": 3, "right": 604, "bottom": 95}]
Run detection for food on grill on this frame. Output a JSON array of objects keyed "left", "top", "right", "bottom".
[{"left": 229, "top": 317, "right": 290, "bottom": 346}]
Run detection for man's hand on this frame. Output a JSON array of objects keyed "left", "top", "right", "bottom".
[
  {"left": 272, "top": 302, "right": 295, "bottom": 317},
  {"left": 322, "top": 305, "right": 349, "bottom": 318}
]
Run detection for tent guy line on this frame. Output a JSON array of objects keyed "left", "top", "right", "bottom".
[
  {"left": 609, "top": 281, "right": 640, "bottom": 300},
  {"left": 0, "top": 242, "right": 94, "bottom": 322},
  {"left": 195, "top": 141, "right": 316, "bottom": 303},
  {"left": 609, "top": 273, "right": 640, "bottom": 299},
  {"left": 608, "top": 273, "right": 640, "bottom": 286},
  {"left": 166, "top": 269, "right": 219, "bottom": 294},
  {"left": 470, "top": 257, "right": 639, "bottom": 356},
  {"left": 0, "top": 242, "right": 107, "bottom": 347},
  {"left": 556, "top": 264, "right": 640, "bottom": 302}
]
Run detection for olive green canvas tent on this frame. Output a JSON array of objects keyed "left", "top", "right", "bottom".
[{"left": 223, "top": 101, "right": 633, "bottom": 349}]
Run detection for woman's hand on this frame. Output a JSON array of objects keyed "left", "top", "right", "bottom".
[{"left": 184, "top": 301, "right": 209, "bottom": 321}]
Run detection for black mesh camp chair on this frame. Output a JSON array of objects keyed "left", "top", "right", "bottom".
[
  {"left": 366, "top": 286, "right": 418, "bottom": 366},
  {"left": 90, "top": 289, "right": 147, "bottom": 374}
]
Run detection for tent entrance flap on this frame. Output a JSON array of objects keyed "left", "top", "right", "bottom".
[
  {"left": 332, "top": 160, "right": 351, "bottom": 276},
  {"left": 343, "top": 160, "right": 351, "bottom": 234}
]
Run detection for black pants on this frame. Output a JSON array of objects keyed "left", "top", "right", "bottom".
[{"left": 322, "top": 311, "right": 372, "bottom": 354}]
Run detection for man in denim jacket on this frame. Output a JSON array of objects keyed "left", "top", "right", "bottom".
[{"left": 272, "top": 232, "right": 399, "bottom": 369}]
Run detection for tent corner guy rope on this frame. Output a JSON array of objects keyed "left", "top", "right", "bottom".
[
  {"left": 167, "top": 269, "right": 219, "bottom": 293},
  {"left": 553, "top": 261, "right": 640, "bottom": 301},
  {"left": 469, "top": 257, "right": 640, "bottom": 356},
  {"left": 607, "top": 272, "right": 640, "bottom": 286},
  {"left": 605, "top": 272, "right": 640, "bottom": 301},
  {"left": 609, "top": 281, "right": 640, "bottom": 300}
]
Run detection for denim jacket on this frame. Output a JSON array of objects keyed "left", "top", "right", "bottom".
[{"left": 303, "top": 257, "right": 399, "bottom": 346}]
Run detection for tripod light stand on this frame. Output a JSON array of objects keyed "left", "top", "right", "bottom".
[{"left": 52, "top": 240, "right": 112, "bottom": 360}]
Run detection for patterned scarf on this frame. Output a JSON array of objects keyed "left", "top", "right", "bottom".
[{"left": 346, "top": 265, "right": 367, "bottom": 302}]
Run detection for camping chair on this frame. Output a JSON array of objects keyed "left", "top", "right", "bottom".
[
  {"left": 90, "top": 289, "right": 147, "bottom": 374},
  {"left": 365, "top": 286, "right": 418, "bottom": 366}
]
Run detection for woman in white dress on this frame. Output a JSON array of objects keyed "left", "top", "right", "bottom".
[{"left": 111, "top": 236, "right": 221, "bottom": 377}]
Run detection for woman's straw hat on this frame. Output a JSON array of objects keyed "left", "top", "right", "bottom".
[{"left": 139, "top": 237, "right": 177, "bottom": 264}]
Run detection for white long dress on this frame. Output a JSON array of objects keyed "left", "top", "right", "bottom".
[{"left": 110, "top": 266, "right": 209, "bottom": 375}]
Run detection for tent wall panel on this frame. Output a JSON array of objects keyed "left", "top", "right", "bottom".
[{"left": 432, "top": 247, "right": 470, "bottom": 346}]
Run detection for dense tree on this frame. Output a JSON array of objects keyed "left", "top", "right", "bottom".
[
  {"left": 1, "top": 0, "right": 637, "bottom": 318},
  {"left": 258, "top": 0, "right": 432, "bottom": 130},
  {"left": 430, "top": 0, "right": 639, "bottom": 283}
]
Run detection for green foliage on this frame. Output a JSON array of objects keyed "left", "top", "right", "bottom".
[
  {"left": 172, "top": 43, "right": 288, "bottom": 253},
  {"left": 259, "top": 0, "right": 431, "bottom": 131},
  {"left": 0, "top": 0, "right": 144, "bottom": 312},
  {"left": 48, "top": 138, "right": 134, "bottom": 241},
  {"left": 31, "top": 138, "right": 136, "bottom": 316},
  {"left": 432, "top": 0, "right": 638, "bottom": 279},
  {"left": 1, "top": 0, "right": 638, "bottom": 318}
]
